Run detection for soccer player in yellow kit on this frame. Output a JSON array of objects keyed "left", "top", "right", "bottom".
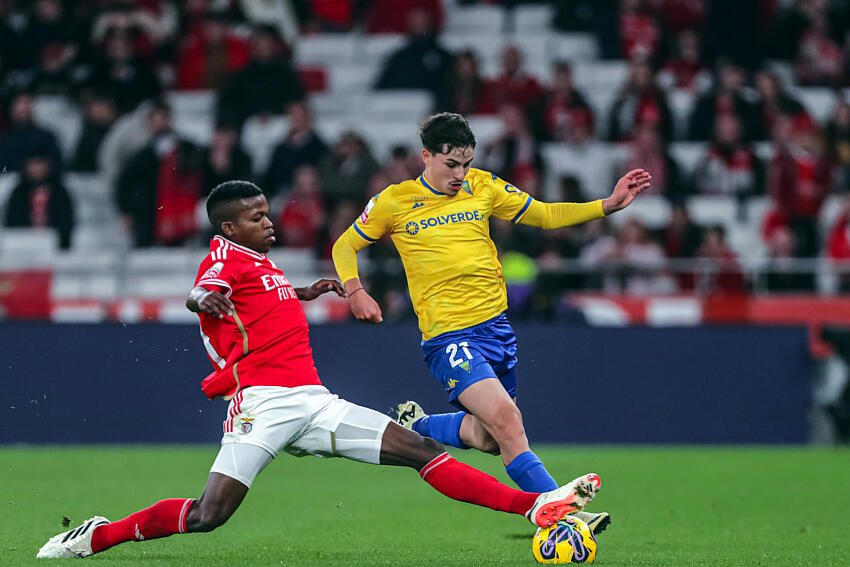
[{"left": 333, "top": 113, "right": 650, "bottom": 513}]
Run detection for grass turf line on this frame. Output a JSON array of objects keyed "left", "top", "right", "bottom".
[{"left": 2, "top": 446, "right": 849, "bottom": 566}]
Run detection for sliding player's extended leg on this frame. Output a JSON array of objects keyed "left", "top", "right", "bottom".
[
  {"left": 37, "top": 443, "right": 270, "bottom": 558},
  {"left": 378, "top": 419, "right": 599, "bottom": 528}
]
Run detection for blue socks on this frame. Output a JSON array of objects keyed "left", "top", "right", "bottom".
[
  {"left": 413, "top": 415, "right": 558, "bottom": 493},
  {"left": 506, "top": 451, "right": 558, "bottom": 492},
  {"left": 411, "top": 411, "right": 468, "bottom": 449}
]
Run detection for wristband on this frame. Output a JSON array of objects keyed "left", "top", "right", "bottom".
[{"left": 349, "top": 287, "right": 366, "bottom": 297}]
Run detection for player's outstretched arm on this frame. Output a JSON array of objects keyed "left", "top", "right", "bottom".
[
  {"left": 295, "top": 279, "right": 346, "bottom": 301},
  {"left": 186, "top": 286, "right": 233, "bottom": 318},
  {"left": 601, "top": 169, "right": 652, "bottom": 215}
]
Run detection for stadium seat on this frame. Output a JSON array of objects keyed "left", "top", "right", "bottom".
[
  {"left": 513, "top": 4, "right": 555, "bottom": 32},
  {"left": 0, "top": 228, "right": 59, "bottom": 265},
  {"left": 466, "top": 115, "right": 503, "bottom": 146},
  {"left": 550, "top": 33, "right": 599, "bottom": 62},
  {"left": 327, "top": 62, "right": 381, "bottom": 92},
  {"left": 294, "top": 34, "right": 358, "bottom": 66},
  {"left": 358, "top": 90, "right": 433, "bottom": 120},
  {"left": 241, "top": 114, "right": 290, "bottom": 176},
  {"left": 669, "top": 89, "right": 697, "bottom": 141},
  {"left": 360, "top": 34, "right": 406, "bottom": 63},
  {"left": 792, "top": 87, "right": 838, "bottom": 123},
  {"left": 444, "top": 5, "right": 506, "bottom": 32},
  {"left": 669, "top": 142, "right": 707, "bottom": 177},
  {"left": 609, "top": 194, "right": 670, "bottom": 227},
  {"left": 71, "top": 223, "right": 129, "bottom": 251},
  {"left": 33, "top": 95, "right": 82, "bottom": 159}
]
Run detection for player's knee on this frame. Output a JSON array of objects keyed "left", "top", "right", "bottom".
[
  {"left": 190, "top": 502, "right": 233, "bottom": 532},
  {"left": 478, "top": 434, "right": 501, "bottom": 455},
  {"left": 489, "top": 405, "right": 525, "bottom": 443}
]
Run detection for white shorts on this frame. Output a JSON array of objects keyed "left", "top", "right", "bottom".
[{"left": 210, "top": 385, "right": 391, "bottom": 487}]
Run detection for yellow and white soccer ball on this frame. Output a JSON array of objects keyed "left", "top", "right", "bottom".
[{"left": 531, "top": 516, "right": 597, "bottom": 564}]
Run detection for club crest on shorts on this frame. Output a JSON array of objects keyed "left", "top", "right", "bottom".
[{"left": 240, "top": 417, "right": 254, "bottom": 434}]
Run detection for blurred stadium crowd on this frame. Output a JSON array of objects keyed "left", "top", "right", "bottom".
[{"left": 4, "top": 0, "right": 850, "bottom": 321}]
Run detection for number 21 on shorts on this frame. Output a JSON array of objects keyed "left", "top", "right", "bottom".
[{"left": 446, "top": 342, "right": 473, "bottom": 368}]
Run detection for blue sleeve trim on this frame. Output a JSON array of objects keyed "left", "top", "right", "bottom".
[
  {"left": 511, "top": 195, "right": 533, "bottom": 223},
  {"left": 353, "top": 223, "right": 378, "bottom": 242}
]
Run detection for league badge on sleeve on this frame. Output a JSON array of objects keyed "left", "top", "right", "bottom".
[
  {"left": 359, "top": 199, "right": 376, "bottom": 224},
  {"left": 202, "top": 262, "right": 224, "bottom": 280}
]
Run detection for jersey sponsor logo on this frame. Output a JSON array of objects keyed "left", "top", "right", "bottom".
[
  {"left": 412, "top": 202, "right": 424, "bottom": 209},
  {"left": 416, "top": 210, "right": 483, "bottom": 231},
  {"left": 359, "top": 199, "right": 376, "bottom": 223},
  {"left": 202, "top": 261, "right": 224, "bottom": 280},
  {"left": 260, "top": 273, "right": 299, "bottom": 300},
  {"left": 462, "top": 180, "right": 472, "bottom": 195},
  {"left": 405, "top": 221, "right": 419, "bottom": 235}
]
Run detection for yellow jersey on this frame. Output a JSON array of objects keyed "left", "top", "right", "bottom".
[{"left": 333, "top": 168, "right": 604, "bottom": 340}]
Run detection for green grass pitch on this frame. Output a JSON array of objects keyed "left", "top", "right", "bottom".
[{"left": 2, "top": 445, "right": 848, "bottom": 566}]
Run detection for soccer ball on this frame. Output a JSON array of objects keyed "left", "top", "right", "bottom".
[{"left": 531, "top": 516, "right": 597, "bottom": 564}]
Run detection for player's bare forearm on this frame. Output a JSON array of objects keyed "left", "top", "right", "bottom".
[
  {"left": 602, "top": 169, "right": 652, "bottom": 215},
  {"left": 296, "top": 279, "right": 346, "bottom": 301},
  {"left": 186, "top": 286, "right": 233, "bottom": 318},
  {"left": 344, "top": 278, "right": 383, "bottom": 324}
]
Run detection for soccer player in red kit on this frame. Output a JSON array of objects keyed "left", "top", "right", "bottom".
[{"left": 37, "top": 180, "right": 601, "bottom": 559}]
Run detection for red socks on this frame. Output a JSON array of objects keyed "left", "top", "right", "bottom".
[
  {"left": 91, "top": 498, "right": 193, "bottom": 554},
  {"left": 420, "top": 453, "right": 539, "bottom": 516}
]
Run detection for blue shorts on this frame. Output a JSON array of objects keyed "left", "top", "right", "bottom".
[{"left": 422, "top": 313, "right": 518, "bottom": 411}]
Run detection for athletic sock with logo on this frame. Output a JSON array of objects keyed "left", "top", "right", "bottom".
[
  {"left": 505, "top": 451, "right": 559, "bottom": 492},
  {"left": 90, "top": 498, "right": 194, "bottom": 553},
  {"left": 411, "top": 411, "right": 468, "bottom": 449},
  {"left": 420, "top": 453, "right": 538, "bottom": 516}
]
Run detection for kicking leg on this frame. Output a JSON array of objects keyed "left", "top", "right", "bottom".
[{"left": 458, "top": 379, "right": 558, "bottom": 492}]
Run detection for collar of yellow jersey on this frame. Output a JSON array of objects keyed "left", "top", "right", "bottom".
[{"left": 419, "top": 174, "right": 445, "bottom": 196}]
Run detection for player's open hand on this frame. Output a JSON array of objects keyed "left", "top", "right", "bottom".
[
  {"left": 349, "top": 289, "right": 383, "bottom": 324},
  {"left": 196, "top": 289, "right": 234, "bottom": 319},
  {"left": 602, "top": 169, "right": 652, "bottom": 215},
  {"left": 299, "top": 279, "right": 346, "bottom": 301}
]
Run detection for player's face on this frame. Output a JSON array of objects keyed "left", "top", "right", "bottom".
[
  {"left": 423, "top": 146, "right": 474, "bottom": 196},
  {"left": 224, "top": 195, "right": 276, "bottom": 253}
]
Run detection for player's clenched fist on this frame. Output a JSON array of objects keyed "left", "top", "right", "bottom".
[
  {"left": 349, "top": 288, "right": 383, "bottom": 324},
  {"left": 187, "top": 286, "right": 233, "bottom": 319}
]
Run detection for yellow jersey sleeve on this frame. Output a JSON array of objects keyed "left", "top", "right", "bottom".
[
  {"left": 351, "top": 190, "right": 394, "bottom": 243},
  {"left": 332, "top": 190, "right": 395, "bottom": 284},
  {"left": 518, "top": 199, "right": 605, "bottom": 229},
  {"left": 486, "top": 173, "right": 535, "bottom": 223}
]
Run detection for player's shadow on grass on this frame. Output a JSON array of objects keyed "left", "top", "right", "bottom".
[{"left": 504, "top": 532, "right": 533, "bottom": 540}]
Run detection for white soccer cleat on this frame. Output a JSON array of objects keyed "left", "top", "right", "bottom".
[
  {"left": 395, "top": 400, "right": 427, "bottom": 430},
  {"left": 569, "top": 510, "right": 611, "bottom": 535},
  {"left": 526, "top": 473, "right": 602, "bottom": 528},
  {"left": 36, "top": 516, "right": 110, "bottom": 559}
]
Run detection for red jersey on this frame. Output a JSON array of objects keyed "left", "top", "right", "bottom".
[{"left": 194, "top": 236, "right": 321, "bottom": 399}]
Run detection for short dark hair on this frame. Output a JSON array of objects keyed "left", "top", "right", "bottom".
[
  {"left": 420, "top": 112, "right": 476, "bottom": 155},
  {"left": 206, "top": 180, "right": 263, "bottom": 231}
]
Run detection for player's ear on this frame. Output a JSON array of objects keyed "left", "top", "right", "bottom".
[
  {"left": 221, "top": 220, "right": 235, "bottom": 237},
  {"left": 421, "top": 148, "right": 431, "bottom": 166}
]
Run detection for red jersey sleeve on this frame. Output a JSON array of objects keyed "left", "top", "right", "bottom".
[{"left": 195, "top": 254, "right": 245, "bottom": 297}]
